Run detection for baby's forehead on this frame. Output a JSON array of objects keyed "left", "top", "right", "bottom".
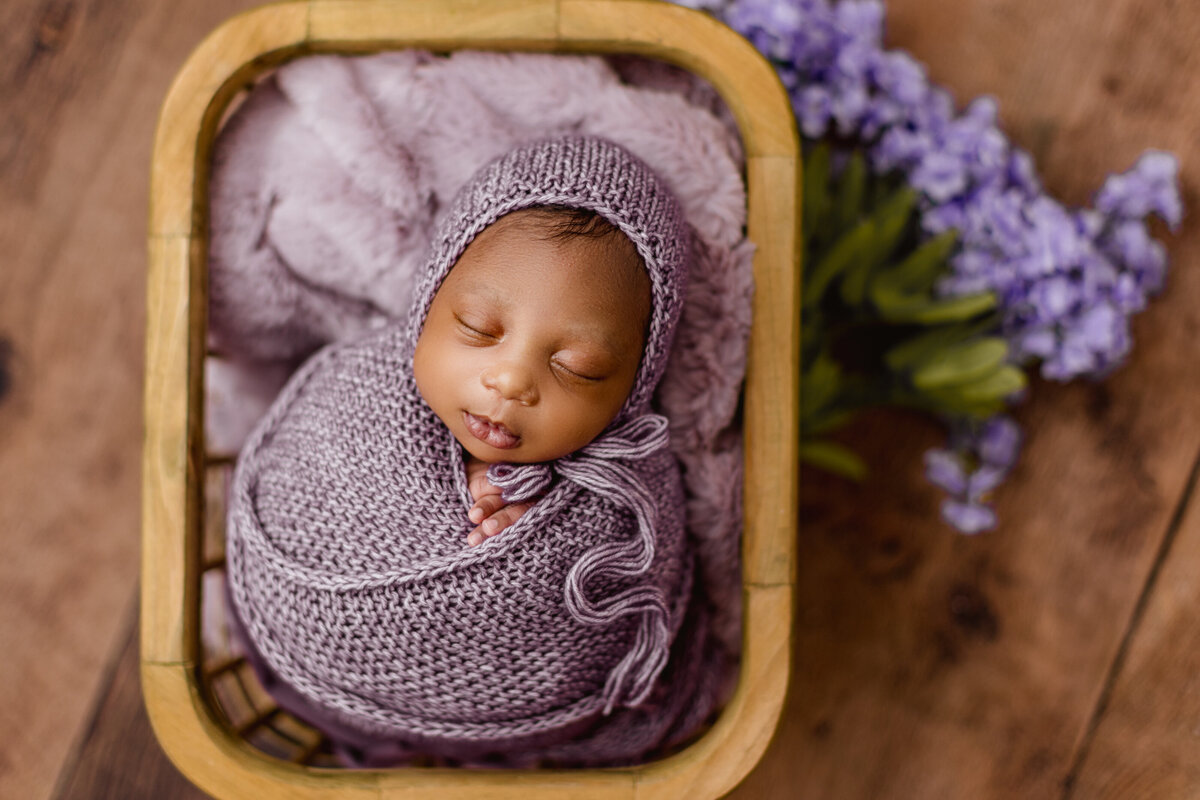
[
  {"left": 468, "top": 207, "right": 646, "bottom": 279},
  {"left": 480, "top": 206, "right": 621, "bottom": 241}
]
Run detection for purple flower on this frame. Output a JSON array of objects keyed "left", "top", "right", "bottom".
[
  {"left": 703, "top": 0, "right": 1179, "bottom": 532},
  {"left": 796, "top": 85, "right": 833, "bottom": 138},
  {"left": 941, "top": 499, "right": 997, "bottom": 535},
  {"left": 833, "top": 0, "right": 883, "bottom": 42},
  {"left": 922, "top": 415, "right": 1020, "bottom": 533},
  {"left": 924, "top": 449, "right": 967, "bottom": 495},
  {"left": 1041, "top": 327, "right": 1098, "bottom": 380},
  {"left": 1007, "top": 149, "right": 1041, "bottom": 195},
  {"left": 1096, "top": 150, "right": 1182, "bottom": 230},
  {"left": 911, "top": 151, "right": 969, "bottom": 203},
  {"left": 978, "top": 416, "right": 1021, "bottom": 467},
  {"left": 875, "top": 126, "right": 935, "bottom": 173},
  {"left": 872, "top": 51, "right": 927, "bottom": 106},
  {"left": 1015, "top": 326, "right": 1056, "bottom": 360},
  {"left": 1104, "top": 219, "right": 1167, "bottom": 293}
]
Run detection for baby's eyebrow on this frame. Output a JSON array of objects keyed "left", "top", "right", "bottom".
[
  {"left": 562, "top": 326, "right": 638, "bottom": 364},
  {"left": 452, "top": 284, "right": 510, "bottom": 310}
]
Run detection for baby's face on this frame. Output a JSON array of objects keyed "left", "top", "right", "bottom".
[{"left": 413, "top": 211, "right": 650, "bottom": 464}]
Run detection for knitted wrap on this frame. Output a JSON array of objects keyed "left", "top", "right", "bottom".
[{"left": 225, "top": 138, "right": 718, "bottom": 764}]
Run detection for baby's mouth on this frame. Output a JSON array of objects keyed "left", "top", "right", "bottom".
[{"left": 462, "top": 411, "right": 521, "bottom": 450}]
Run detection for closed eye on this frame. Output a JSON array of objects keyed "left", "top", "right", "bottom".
[
  {"left": 552, "top": 360, "right": 604, "bottom": 383},
  {"left": 455, "top": 315, "right": 498, "bottom": 341}
]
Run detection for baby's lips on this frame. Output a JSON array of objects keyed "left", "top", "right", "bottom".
[{"left": 463, "top": 411, "right": 521, "bottom": 449}]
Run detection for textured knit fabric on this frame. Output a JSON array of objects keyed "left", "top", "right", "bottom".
[{"left": 225, "top": 137, "right": 723, "bottom": 765}]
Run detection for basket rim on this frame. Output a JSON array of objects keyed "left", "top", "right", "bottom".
[{"left": 141, "top": 1, "right": 799, "bottom": 798}]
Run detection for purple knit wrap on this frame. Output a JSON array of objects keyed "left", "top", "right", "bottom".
[{"left": 225, "top": 138, "right": 723, "bottom": 765}]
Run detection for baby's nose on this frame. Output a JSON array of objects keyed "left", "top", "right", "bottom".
[{"left": 481, "top": 363, "right": 538, "bottom": 405}]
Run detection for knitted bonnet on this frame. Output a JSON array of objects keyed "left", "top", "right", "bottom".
[{"left": 225, "top": 136, "right": 706, "bottom": 766}]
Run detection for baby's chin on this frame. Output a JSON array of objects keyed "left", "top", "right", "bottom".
[
  {"left": 453, "top": 433, "right": 572, "bottom": 465},
  {"left": 459, "top": 441, "right": 544, "bottom": 464}
]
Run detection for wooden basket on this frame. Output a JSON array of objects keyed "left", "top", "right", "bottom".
[{"left": 141, "top": 1, "right": 799, "bottom": 797}]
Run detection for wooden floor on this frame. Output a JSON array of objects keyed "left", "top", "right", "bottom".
[{"left": 3, "top": 0, "right": 1198, "bottom": 797}]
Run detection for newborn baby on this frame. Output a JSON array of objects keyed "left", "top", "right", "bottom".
[{"left": 225, "top": 137, "right": 719, "bottom": 766}]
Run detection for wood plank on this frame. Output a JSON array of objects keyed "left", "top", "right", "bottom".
[
  {"left": 0, "top": 0, "right": 272, "bottom": 797},
  {"left": 51, "top": 597, "right": 209, "bottom": 800},
  {"left": 1066, "top": 454, "right": 1200, "bottom": 798},
  {"left": 728, "top": 0, "right": 1200, "bottom": 797}
]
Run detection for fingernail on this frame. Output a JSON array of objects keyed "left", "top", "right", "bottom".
[
  {"left": 468, "top": 508, "right": 482, "bottom": 523},
  {"left": 483, "top": 519, "right": 499, "bottom": 534},
  {"left": 468, "top": 532, "right": 481, "bottom": 546}
]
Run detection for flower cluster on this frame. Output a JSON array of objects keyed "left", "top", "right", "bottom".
[
  {"left": 682, "top": 0, "right": 1181, "bottom": 532},
  {"left": 923, "top": 416, "right": 1021, "bottom": 534}
]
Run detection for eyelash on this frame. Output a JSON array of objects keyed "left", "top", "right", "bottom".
[
  {"left": 552, "top": 360, "right": 603, "bottom": 383},
  {"left": 456, "top": 316, "right": 497, "bottom": 341}
]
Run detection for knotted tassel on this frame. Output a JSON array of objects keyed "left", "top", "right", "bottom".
[
  {"left": 556, "top": 413, "right": 673, "bottom": 714},
  {"left": 487, "top": 461, "right": 553, "bottom": 504},
  {"left": 484, "top": 413, "right": 674, "bottom": 714}
]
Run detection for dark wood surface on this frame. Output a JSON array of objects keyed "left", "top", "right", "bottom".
[
  {"left": 51, "top": 595, "right": 208, "bottom": 800},
  {"left": 3, "top": 0, "right": 1198, "bottom": 798}
]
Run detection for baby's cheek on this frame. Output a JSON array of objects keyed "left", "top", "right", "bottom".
[{"left": 412, "top": 338, "right": 446, "bottom": 409}]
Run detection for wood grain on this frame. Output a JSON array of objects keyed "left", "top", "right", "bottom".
[
  {"left": 3, "top": 0, "right": 1198, "bottom": 798},
  {"left": 1066, "top": 455, "right": 1200, "bottom": 798},
  {"left": 730, "top": 0, "right": 1200, "bottom": 797},
  {"left": 51, "top": 597, "right": 209, "bottom": 800},
  {"left": 0, "top": 0, "right": 288, "bottom": 797}
]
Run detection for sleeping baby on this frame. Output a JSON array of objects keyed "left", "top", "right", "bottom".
[{"left": 224, "top": 137, "right": 721, "bottom": 767}]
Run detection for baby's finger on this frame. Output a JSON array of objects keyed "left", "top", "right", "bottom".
[
  {"left": 466, "top": 502, "right": 534, "bottom": 547},
  {"left": 467, "top": 468, "right": 501, "bottom": 503},
  {"left": 479, "top": 502, "right": 533, "bottom": 538},
  {"left": 468, "top": 493, "right": 507, "bottom": 525}
]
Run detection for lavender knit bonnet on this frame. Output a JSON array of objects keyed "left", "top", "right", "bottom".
[{"left": 225, "top": 137, "right": 712, "bottom": 765}]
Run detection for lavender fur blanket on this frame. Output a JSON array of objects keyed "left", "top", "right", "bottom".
[{"left": 206, "top": 51, "right": 754, "bottom": 759}]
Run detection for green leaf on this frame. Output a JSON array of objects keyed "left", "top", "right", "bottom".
[
  {"left": 955, "top": 365, "right": 1027, "bottom": 402},
  {"left": 800, "top": 440, "right": 868, "bottom": 481},
  {"left": 803, "top": 142, "right": 831, "bottom": 252},
  {"left": 922, "top": 395, "right": 1008, "bottom": 419},
  {"left": 872, "top": 286, "right": 997, "bottom": 324},
  {"left": 805, "top": 217, "right": 875, "bottom": 309},
  {"left": 866, "top": 186, "right": 916, "bottom": 267},
  {"left": 873, "top": 228, "right": 959, "bottom": 296},
  {"left": 911, "top": 338, "right": 1009, "bottom": 390},
  {"left": 883, "top": 318, "right": 996, "bottom": 372},
  {"left": 801, "top": 351, "right": 841, "bottom": 417},
  {"left": 801, "top": 409, "right": 857, "bottom": 436},
  {"left": 841, "top": 186, "right": 915, "bottom": 306},
  {"left": 920, "top": 364, "right": 1027, "bottom": 418},
  {"left": 833, "top": 150, "right": 867, "bottom": 236}
]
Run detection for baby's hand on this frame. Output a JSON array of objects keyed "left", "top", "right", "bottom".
[{"left": 465, "top": 458, "right": 533, "bottom": 546}]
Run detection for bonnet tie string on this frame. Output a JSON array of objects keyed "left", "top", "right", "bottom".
[{"left": 488, "top": 413, "right": 672, "bottom": 714}]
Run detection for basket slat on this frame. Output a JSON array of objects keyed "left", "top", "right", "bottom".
[
  {"left": 142, "top": 234, "right": 199, "bottom": 667},
  {"left": 743, "top": 154, "right": 801, "bottom": 590},
  {"left": 309, "top": 0, "right": 559, "bottom": 47}
]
